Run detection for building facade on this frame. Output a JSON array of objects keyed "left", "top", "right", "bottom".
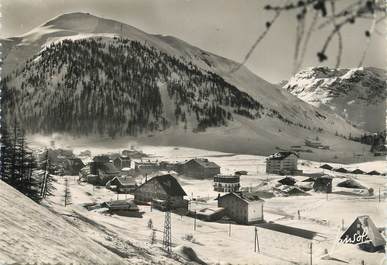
[
  {"left": 266, "top": 152, "right": 300, "bottom": 175},
  {"left": 134, "top": 174, "right": 187, "bottom": 209},
  {"left": 113, "top": 156, "right": 131, "bottom": 170},
  {"left": 217, "top": 192, "right": 264, "bottom": 224},
  {"left": 213, "top": 174, "right": 240, "bottom": 192},
  {"left": 181, "top": 158, "right": 220, "bottom": 179}
]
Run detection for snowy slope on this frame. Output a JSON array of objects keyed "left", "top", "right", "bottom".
[
  {"left": 1, "top": 12, "right": 368, "bottom": 159},
  {"left": 284, "top": 67, "right": 386, "bottom": 132},
  {"left": 0, "top": 180, "right": 125, "bottom": 265}
]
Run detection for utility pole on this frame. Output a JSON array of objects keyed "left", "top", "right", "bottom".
[
  {"left": 163, "top": 198, "right": 172, "bottom": 254},
  {"left": 254, "top": 227, "right": 260, "bottom": 253},
  {"left": 309, "top": 242, "right": 313, "bottom": 265},
  {"left": 194, "top": 210, "right": 197, "bottom": 231},
  {"left": 378, "top": 186, "right": 381, "bottom": 203},
  {"left": 228, "top": 222, "right": 231, "bottom": 237}
]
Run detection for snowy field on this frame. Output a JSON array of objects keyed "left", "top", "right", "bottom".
[{"left": 36, "top": 145, "right": 386, "bottom": 265}]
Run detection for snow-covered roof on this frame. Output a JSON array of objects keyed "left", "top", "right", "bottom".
[
  {"left": 267, "top": 152, "right": 299, "bottom": 160},
  {"left": 187, "top": 158, "right": 220, "bottom": 169}
]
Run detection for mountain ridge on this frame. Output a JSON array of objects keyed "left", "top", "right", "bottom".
[
  {"left": 284, "top": 66, "right": 386, "bottom": 133},
  {"left": 1, "top": 12, "right": 370, "bottom": 161}
]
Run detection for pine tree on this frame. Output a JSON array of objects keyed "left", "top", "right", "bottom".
[{"left": 0, "top": 119, "right": 40, "bottom": 201}]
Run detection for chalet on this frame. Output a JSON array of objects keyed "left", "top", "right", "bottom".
[
  {"left": 181, "top": 158, "right": 220, "bottom": 179},
  {"left": 313, "top": 175, "right": 333, "bottom": 193},
  {"left": 90, "top": 156, "right": 120, "bottom": 185},
  {"left": 106, "top": 176, "right": 137, "bottom": 193},
  {"left": 159, "top": 161, "right": 182, "bottom": 172},
  {"left": 134, "top": 161, "right": 159, "bottom": 176},
  {"left": 337, "top": 179, "right": 366, "bottom": 189},
  {"left": 122, "top": 149, "right": 147, "bottom": 159},
  {"left": 367, "top": 170, "right": 381, "bottom": 176},
  {"left": 134, "top": 174, "right": 188, "bottom": 210},
  {"left": 266, "top": 152, "right": 301, "bottom": 175},
  {"left": 351, "top": 168, "right": 365, "bottom": 174},
  {"left": 320, "top": 164, "right": 333, "bottom": 170},
  {"left": 62, "top": 158, "right": 85, "bottom": 175},
  {"left": 213, "top": 174, "right": 240, "bottom": 192},
  {"left": 113, "top": 156, "right": 131, "bottom": 170},
  {"left": 278, "top": 176, "right": 296, "bottom": 186},
  {"left": 334, "top": 167, "right": 349, "bottom": 173},
  {"left": 217, "top": 192, "right": 264, "bottom": 224}
]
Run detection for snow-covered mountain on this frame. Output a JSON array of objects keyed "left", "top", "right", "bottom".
[
  {"left": 284, "top": 67, "right": 386, "bottom": 133},
  {"left": 1, "top": 12, "right": 367, "bottom": 158}
]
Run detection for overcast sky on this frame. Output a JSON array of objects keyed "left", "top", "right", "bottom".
[{"left": 2, "top": 0, "right": 386, "bottom": 82}]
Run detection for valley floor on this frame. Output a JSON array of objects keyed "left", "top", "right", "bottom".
[{"left": 40, "top": 145, "right": 385, "bottom": 265}]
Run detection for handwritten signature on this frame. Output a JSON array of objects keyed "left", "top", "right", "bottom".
[{"left": 339, "top": 227, "right": 369, "bottom": 244}]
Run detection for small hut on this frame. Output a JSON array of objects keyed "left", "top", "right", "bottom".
[
  {"left": 102, "top": 200, "right": 141, "bottom": 217},
  {"left": 337, "top": 179, "right": 366, "bottom": 189}
]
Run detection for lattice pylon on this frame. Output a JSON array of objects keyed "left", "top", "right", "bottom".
[{"left": 163, "top": 210, "right": 172, "bottom": 254}]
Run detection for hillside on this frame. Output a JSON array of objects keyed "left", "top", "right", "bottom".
[
  {"left": 0, "top": 180, "right": 125, "bottom": 265},
  {"left": 1, "top": 12, "right": 368, "bottom": 159},
  {"left": 284, "top": 67, "right": 386, "bottom": 132}
]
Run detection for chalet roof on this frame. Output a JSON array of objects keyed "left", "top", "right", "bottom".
[
  {"left": 278, "top": 177, "right": 296, "bottom": 186},
  {"left": 103, "top": 200, "right": 139, "bottom": 211},
  {"left": 267, "top": 152, "right": 299, "bottom": 160},
  {"left": 320, "top": 164, "right": 333, "bottom": 170},
  {"left": 139, "top": 174, "right": 187, "bottom": 196},
  {"left": 351, "top": 168, "right": 365, "bottom": 174},
  {"left": 135, "top": 161, "right": 158, "bottom": 166},
  {"left": 111, "top": 176, "right": 136, "bottom": 186},
  {"left": 219, "top": 191, "right": 264, "bottom": 203},
  {"left": 187, "top": 158, "right": 220, "bottom": 169},
  {"left": 334, "top": 167, "right": 349, "bottom": 173},
  {"left": 115, "top": 156, "right": 131, "bottom": 161},
  {"left": 100, "top": 162, "right": 119, "bottom": 174},
  {"left": 367, "top": 170, "right": 381, "bottom": 175},
  {"left": 337, "top": 179, "right": 366, "bottom": 189},
  {"left": 93, "top": 155, "right": 110, "bottom": 163}
]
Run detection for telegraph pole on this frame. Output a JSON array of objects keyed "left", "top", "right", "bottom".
[{"left": 228, "top": 222, "right": 231, "bottom": 237}]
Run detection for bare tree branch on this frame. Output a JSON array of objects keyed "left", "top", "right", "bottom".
[{"left": 231, "top": 11, "right": 281, "bottom": 73}]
